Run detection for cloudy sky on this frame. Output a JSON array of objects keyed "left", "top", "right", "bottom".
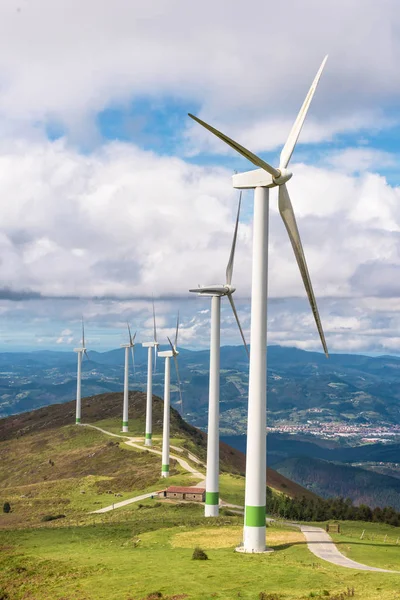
[{"left": 1, "top": 0, "right": 400, "bottom": 354}]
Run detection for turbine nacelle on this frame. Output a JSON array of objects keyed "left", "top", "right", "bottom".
[
  {"left": 189, "top": 284, "right": 236, "bottom": 297},
  {"left": 232, "top": 167, "right": 292, "bottom": 189},
  {"left": 158, "top": 349, "right": 175, "bottom": 358},
  {"left": 142, "top": 341, "right": 159, "bottom": 348}
]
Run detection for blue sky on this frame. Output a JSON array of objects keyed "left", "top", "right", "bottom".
[{"left": 1, "top": 0, "right": 400, "bottom": 355}]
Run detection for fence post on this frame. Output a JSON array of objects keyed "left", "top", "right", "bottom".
[{"left": 360, "top": 529, "right": 365, "bottom": 540}]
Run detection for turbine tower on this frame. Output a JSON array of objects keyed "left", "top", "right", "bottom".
[
  {"left": 189, "top": 56, "right": 329, "bottom": 552},
  {"left": 121, "top": 323, "right": 136, "bottom": 433},
  {"left": 74, "top": 319, "right": 89, "bottom": 425},
  {"left": 158, "top": 314, "right": 182, "bottom": 478},
  {"left": 189, "top": 194, "right": 248, "bottom": 517},
  {"left": 142, "top": 299, "right": 159, "bottom": 446}
]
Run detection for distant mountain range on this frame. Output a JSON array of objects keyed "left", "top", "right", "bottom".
[{"left": 1, "top": 345, "right": 400, "bottom": 432}]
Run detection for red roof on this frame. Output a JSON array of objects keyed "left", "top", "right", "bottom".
[{"left": 166, "top": 486, "right": 205, "bottom": 493}]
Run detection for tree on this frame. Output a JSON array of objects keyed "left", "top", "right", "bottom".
[{"left": 3, "top": 502, "right": 11, "bottom": 513}]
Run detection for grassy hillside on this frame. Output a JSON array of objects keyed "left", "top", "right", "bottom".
[
  {"left": 275, "top": 456, "right": 400, "bottom": 510},
  {"left": 0, "top": 392, "right": 317, "bottom": 530},
  {"left": 1, "top": 394, "right": 399, "bottom": 599}
]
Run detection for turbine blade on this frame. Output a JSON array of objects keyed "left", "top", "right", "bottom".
[
  {"left": 82, "top": 318, "right": 85, "bottom": 348},
  {"left": 173, "top": 354, "right": 183, "bottom": 416},
  {"left": 175, "top": 311, "right": 179, "bottom": 349},
  {"left": 278, "top": 183, "right": 329, "bottom": 357},
  {"left": 127, "top": 322, "right": 133, "bottom": 346},
  {"left": 131, "top": 346, "right": 136, "bottom": 376},
  {"left": 188, "top": 114, "right": 280, "bottom": 178},
  {"left": 227, "top": 294, "right": 249, "bottom": 359},
  {"left": 153, "top": 344, "right": 157, "bottom": 374},
  {"left": 226, "top": 191, "right": 242, "bottom": 286},
  {"left": 167, "top": 336, "right": 174, "bottom": 353},
  {"left": 132, "top": 331, "right": 137, "bottom": 344},
  {"left": 152, "top": 295, "right": 157, "bottom": 343},
  {"left": 279, "top": 55, "right": 328, "bottom": 170},
  {"left": 84, "top": 349, "right": 89, "bottom": 362}
]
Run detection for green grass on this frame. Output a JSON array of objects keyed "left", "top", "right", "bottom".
[
  {"left": 219, "top": 473, "right": 245, "bottom": 506},
  {"left": 1, "top": 507, "right": 399, "bottom": 600},
  {"left": 330, "top": 521, "right": 400, "bottom": 571}
]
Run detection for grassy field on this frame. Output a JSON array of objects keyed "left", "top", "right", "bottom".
[
  {"left": 330, "top": 521, "right": 400, "bottom": 571},
  {"left": 1, "top": 506, "right": 400, "bottom": 600}
]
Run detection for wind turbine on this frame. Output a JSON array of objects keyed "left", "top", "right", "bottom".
[
  {"left": 189, "top": 193, "right": 248, "bottom": 517},
  {"left": 158, "top": 313, "right": 182, "bottom": 478},
  {"left": 142, "top": 299, "right": 159, "bottom": 446},
  {"left": 74, "top": 319, "right": 89, "bottom": 425},
  {"left": 189, "top": 56, "right": 329, "bottom": 552},
  {"left": 121, "top": 323, "right": 136, "bottom": 433}
]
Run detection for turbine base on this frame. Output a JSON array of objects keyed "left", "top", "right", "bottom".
[
  {"left": 144, "top": 439, "right": 152, "bottom": 447},
  {"left": 161, "top": 471, "right": 169, "bottom": 478},
  {"left": 237, "top": 525, "right": 273, "bottom": 554},
  {"left": 205, "top": 504, "right": 219, "bottom": 517},
  {"left": 122, "top": 426, "right": 129, "bottom": 433},
  {"left": 235, "top": 545, "right": 274, "bottom": 554}
]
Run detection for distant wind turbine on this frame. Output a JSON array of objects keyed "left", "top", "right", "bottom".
[
  {"left": 74, "top": 319, "right": 89, "bottom": 425},
  {"left": 142, "top": 298, "right": 159, "bottom": 446},
  {"left": 189, "top": 193, "right": 248, "bottom": 517},
  {"left": 158, "top": 313, "right": 182, "bottom": 478},
  {"left": 120, "top": 323, "right": 136, "bottom": 433},
  {"left": 189, "top": 56, "right": 329, "bottom": 552}
]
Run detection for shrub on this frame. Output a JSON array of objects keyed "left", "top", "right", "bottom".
[
  {"left": 3, "top": 502, "right": 11, "bottom": 514},
  {"left": 259, "top": 594, "right": 280, "bottom": 600},
  {"left": 192, "top": 547, "right": 208, "bottom": 560},
  {"left": 41, "top": 514, "right": 66, "bottom": 522}
]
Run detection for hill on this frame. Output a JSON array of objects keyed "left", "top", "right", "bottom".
[
  {"left": 274, "top": 456, "right": 400, "bottom": 510},
  {"left": 0, "top": 392, "right": 317, "bottom": 529},
  {"left": 1, "top": 345, "right": 400, "bottom": 432}
]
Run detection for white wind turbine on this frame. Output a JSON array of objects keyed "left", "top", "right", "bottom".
[
  {"left": 142, "top": 299, "right": 159, "bottom": 446},
  {"left": 121, "top": 323, "right": 136, "bottom": 433},
  {"left": 158, "top": 314, "right": 182, "bottom": 478},
  {"left": 74, "top": 319, "right": 89, "bottom": 425},
  {"left": 189, "top": 193, "right": 248, "bottom": 517},
  {"left": 189, "top": 56, "right": 329, "bottom": 552}
]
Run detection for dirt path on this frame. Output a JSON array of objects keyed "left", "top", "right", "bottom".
[{"left": 82, "top": 423, "right": 205, "bottom": 514}]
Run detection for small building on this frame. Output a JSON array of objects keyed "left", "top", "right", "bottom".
[{"left": 158, "top": 486, "right": 205, "bottom": 502}]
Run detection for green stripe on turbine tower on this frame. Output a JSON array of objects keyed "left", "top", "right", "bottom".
[
  {"left": 162, "top": 465, "right": 169, "bottom": 472},
  {"left": 76, "top": 418, "right": 81, "bottom": 423},
  {"left": 122, "top": 421, "right": 128, "bottom": 427},
  {"left": 145, "top": 433, "right": 152, "bottom": 439},
  {"left": 206, "top": 491, "right": 219, "bottom": 505},
  {"left": 245, "top": 506, "right": 266, "bottom": 527}
]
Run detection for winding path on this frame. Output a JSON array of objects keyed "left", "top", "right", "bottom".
[
  {"left": 82, "top": 424, "right": 398, "bottom": 572},
  {"left": 299, "top": 525, "right": 399, "bottom": 573},
  {"left": 81, "top": 423, "right": 205, "bottom": 514}
]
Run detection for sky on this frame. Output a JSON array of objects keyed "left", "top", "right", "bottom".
[{"left": 1, "top": 0, "right": 400, "bottom": 354}]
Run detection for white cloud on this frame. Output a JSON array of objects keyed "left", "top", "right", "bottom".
[{"left": 0, "top": 0, "right": 400, "bottom": 141}]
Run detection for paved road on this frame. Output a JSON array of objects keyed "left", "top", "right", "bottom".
[{"left": 299, "top": 525, "right": 399, "bottom": 573}]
